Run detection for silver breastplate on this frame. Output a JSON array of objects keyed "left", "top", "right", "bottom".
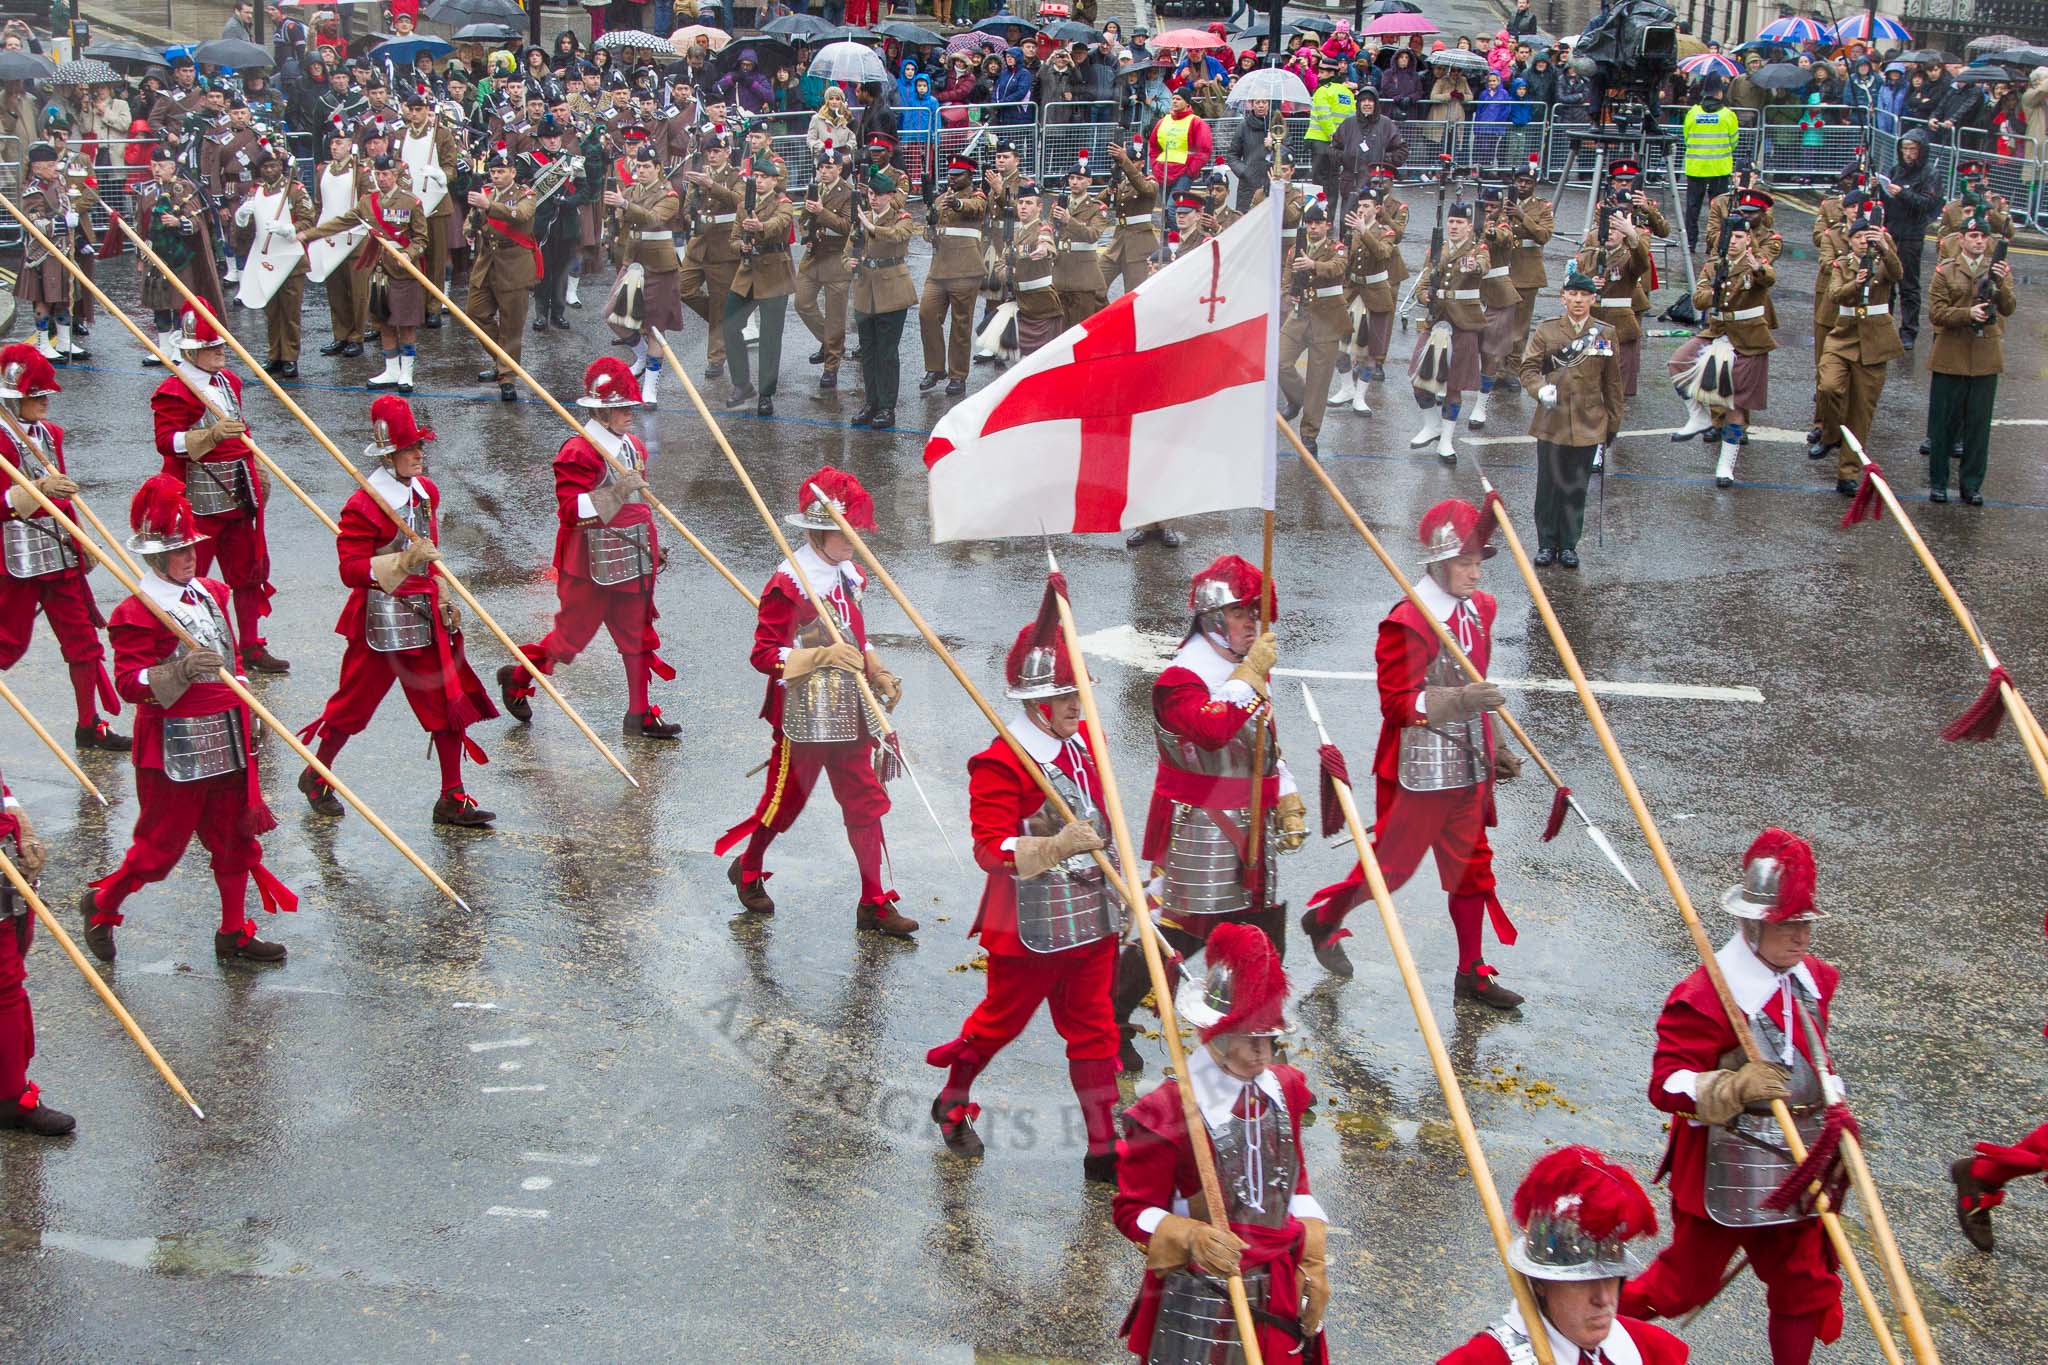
[
  {"left": 1208, "top": 1091, "right": 1298, "bottom": 1231},
  {"left": 1704, "top": 1010, "right": 1827, "bottom": 1228},
  {"left": 183, "top": 454, "right": 253, "bottom": 519},
  {"left": 781, "top": 611, "right": 869, "bottom": 745},
  {"left": 1015, "top": 761, "right": 1117, "bottom": 953},
  {"left": 1148, "top": 1265, "right": 1273, "bottom": 1365},
  {"left": 165, "top": 589, "right": 233, "bottom": 660},
  {"left": 584, "top": 521, "right": 653, "bottom": 587},
  {"left": 3, "top": 516, "right": 76, "bottom": 578},
  {"left": 161, "top": 709, "right": 246, "bottom": 783},
  {"left": 1153, "top": 705, "right": 1277, "bottom": 782},
  {"left": 1398, "top": 648, "right": 1485, "bottom": 792},
  {"left": 1161, "top": 802, "right": 1278, "bottom": 917},
  {"left": 365, "top": 500, "right": 435, "bottom": 652},
  {"left": 1482, "top": 1318, "right": 1540, "bottom": 1365}
]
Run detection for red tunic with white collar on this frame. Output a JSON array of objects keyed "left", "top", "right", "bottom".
[
  {"left": 550, "top": 426, "right": 660, "bottom": 584},
  {"left": 107, "top": 576, "right": 245, "bottom": 775},
  {"left": 1374, "top": 588, "right": 1499, "bottom": 789},
  {"left": 0, "top": 420, "right": 89, "bottom": 581},
  {"left": 748, "top": 545, "right": 871, "bottom": 733},
  {"left": 1438, "top": 1314, "right": 1690, "bottom": 1363},
  {"left": 1141, "top": 635, "right": 1287, "bottom": 863},
  {"left": 967, "top": 722, "right": 1104, "bottom": 957},
  {"left": 150, "top": 366, "right": 257, "bottom": 496}
]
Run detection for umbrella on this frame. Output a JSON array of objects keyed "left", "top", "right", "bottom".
[
  {"left": 1675, "top": 33, "right": 1708, "bottom": 58},
  {"left": 762, "top": 13, "right": 836, "bottom": 38},
  {"left": 1226, "top": 66, "right": 1311, "bottom": 106},
  {"left": 1429, "top": 48, "right": 1490, "bottom": 74},
  {"left": 807, "top": 40, "right": 889, "bottom": 85},
  {"left": 422, "top": 0, "right": 525, "bottom": 26},
  {"left": 1153, "top": 27, "right": 1224, "bottom": 50},
  {"left": 711, "top": 38, "right": 796, "bottom": 79},
  {"left": 944, "top": 31, "right": 1004, "bottom": 58},
  {"left": 668, "top": 25, "right": 733, "bottom": 54},
  {"left": 1756, "top": 17, "right": 1826, "bottom": 44},
  {"left": 1896, "top": 48, "right": 1955, "bottom": 65},
  {"left": 1362, "top": 0, "right": 1422, "bottom": 14},
  {"left": 1043, "top": 21, "right": 1102, "bottom": 45},
  {"left": 1732, "top": 38, "right": 1789, "bottom": 56},
  {"left": 369, "top": 37, "right": 453, "bottom": 65},
  {"left": 1983, "top": 45, "right": 2048, "bottom": 70},
  {"left": 1289, "top": 16, "right": 1337, "bottom": 35},
  {"left": 51, "top": 58, "right": 121, "bottom": 85},
  {"left": 1950, "top": 66, "right": 2011, "bottom": 85},
  {"left": 191, "top": 39, "right": 270, "bottom": 69},
  {"left": 0, "top": 51, "right": 51, "bottom": 81},
  {"left": 1830, "top": 13, "right": 1909, "bottom": 45},
  {"left": 971, "top": 15, "right": 1036, "bottom": 36},
  {"left": 1365, "top": 13, "right": 1439, "bottom": 37},
  {"left": 1748, "top": 61, "right": 1815, "bottom": 91},
  {"left": 452, "top": 22, "right": 518, "bottom": 41},
  {"left": 78, "top": 41, "right": 162, "bottom": 72},
  {"left": 595, "top": 29, "right": 674, "bottom": 54},
  {"left": 1678, "top": 51, "right": 1741, "bottom": 79},
  {"left": 1965, "top": 35, "right": 2021, "bottom": 56}
]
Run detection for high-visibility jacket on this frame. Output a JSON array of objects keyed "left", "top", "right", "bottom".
[
  {"left": 1307, "top": 80, "right": 1355, "bottom": 144},
  {"left": 1156, "top": 111, "right": 1194, "bottom": 167},
  {"left": 1682, "top": 104, "right": 1740, "bottom": 179}
]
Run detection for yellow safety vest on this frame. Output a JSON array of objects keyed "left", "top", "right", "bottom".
[
  {"left": 1683, "top": 105, "right": 1740, "bottom": 179},
  {"left": 1307, "top": 81, "right": 1355, "bottom": 143},
  {"left": 1156, "top": 113, "right": 1193, "bottom": 168}
]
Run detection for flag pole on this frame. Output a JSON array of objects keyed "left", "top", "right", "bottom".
[
  {"left": 0, "top": 456, "right": 472, "bottom": 914},
  {"left": 0, "top": 846, "right": 203, "bottom": 1118},
  {"left": 1471, "top": 474, "right": 1914, "bottom": 1365},
  {"left": 0, "top": 672, "right": 105, "bottom": 805},
  {"left": 1044, "top": 544, "right": 1264, "bottom": 1365},
  {"left": 1298, "top": 681, "right": 1553, "bottom": 1365},
  {"left": 1244, "top": 508, "right": 1276, "bottom": 914},
  {"left": 376, "top": 243, "right": 757, "bottom": 609}
]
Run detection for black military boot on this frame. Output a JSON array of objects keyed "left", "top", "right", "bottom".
[
  {"left": 1300, "top": 906, "right": 1354, "bottom": 979},
  {"left": 497, "top": 663, "right": 534, "bottom": 723},
  {"left": 728, "top": 860, "right": 773, "bottom": 914}
]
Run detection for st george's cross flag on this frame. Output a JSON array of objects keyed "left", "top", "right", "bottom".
[{"left": 923, "top": 195, "right": 1281, "bottom": 543}]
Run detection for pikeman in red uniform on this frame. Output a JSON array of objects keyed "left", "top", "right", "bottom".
[
  {"left": 1951, "top": 1122, "right": 2048, "bottom": 1252},
  {"left": 715, "top": 466, "right": 917, "bottom": 938},
  {"left": 1112, "top": 923, "right": 1330, "bottom": 1363},
  {"left": 0, "top": 774, "right": 71, "bottom": 1136},
  {"left": 1621, "top": 829, "right": 1846, "bottom": 1365},
  {"left": 148, "top": 306, "right": 288, "bottom": 675},
  {"left": 1439, "top": 1146, "right": 1687, "bottom": 1364},
  {"left": 1301, "top": 499, "right": 1525, "bottom": 1010},
  {"left": 926, "top": 615, "right": 1120, "bottom": 1181},
  {"left": 78, "top": 476, "right": 296, "bottom": 966},
  {"left": 1109, "top": 555, "right": 1308, "bottom": 1075},
  {"left": 0, "top": 344, "right": 128, "bottom": 751},
  {"left": 298, "top": 396, "right": 498, "bottom": 828},
  {"left": 497, "top": 357, "right": 681, "bottom": 743}
]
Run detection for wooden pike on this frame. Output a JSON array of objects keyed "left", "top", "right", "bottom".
[
  {"left": 0, "top": 672, "right": 105, "bottom": 805},
  {"left": 0, "top": 403, "right": 143, "bottom": 582}
]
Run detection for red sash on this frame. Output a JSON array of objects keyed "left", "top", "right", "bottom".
[
  {"left": 352, "top": 190, "right": 413, "bottom": 271},
  {"left": 485, "top": 214, "right": 544, "bottom": 280}
]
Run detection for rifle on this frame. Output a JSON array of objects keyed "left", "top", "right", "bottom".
[
  {"left": 1971, "top": 237, "right": 2008, "bottom": 337},
  {"left": 742, "top": 172, "right": 758, "bottom": 260}
]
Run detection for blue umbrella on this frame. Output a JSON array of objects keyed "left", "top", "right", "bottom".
[
  {"left": 1756, "top": 17, "right": 1827, "bottom": 45},
  {"left": 368, "top": 37, "right": 454, "bottom": 66},
  {"left": 1830, "top": 13, "right": 1910, "bottom": 45}
]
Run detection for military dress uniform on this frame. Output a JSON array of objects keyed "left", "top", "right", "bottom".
[
  {"left": 1812, "top": 233, "right": 1904, "bottom": 491},
  {"left": 309, "top": 153, "right": 372, "bottom": 358},
  {"left": 234, "top": 170, "right": 316, "bottom": 371},
  {"left": 1002, "top": 214, "right": 1063, "bottom": 356},
  {"left": 722, "top": 168, "right": 796, "bottom": 413},
  {"left": 925, "top": 625, "right": 1120, "bottom": 1178},
  {"left": 1276, "top": 212, "right": 1348, "bottom": 453},
  {"left": 677, "top": 160, "right": 743, "bottom": 375},
  {"left": 1103, "top": 148, "right": 1160, "bottom": 294},
  {"left": 1925, "top": 238, "right": 2016, "bottom": 503},
  {"left": 15, "top": 167, "right": 88, "bottom": 363},
  {"left": 1934, "top": 178, "right": 2013, "bottom": 262},
  {"left": 1052, "top": 183, "right": 1109, "bottom": 329},
  {"left": 849, "top": 179, "right": 917, "bottom": 426},
  {"left": 306, "top": 181, "right": 428, "bottom": 391},
  {"left": 1408, "top": 213, "right": 1490, "bottom": 462},
  {"left": 466, "top": 168, "right": 540, "bottom": 394},
  {"left": 0, "top": 771, "right": 71, "bottom": 1136},
  {"left": 919, "top": 168, "right": 988, "bottom": 392},
  {"left": 610, "top": 169, "right": 685, "bottom": 401},
  {"left": 1670, "top": 232, "right": 1777, "bottom": 487},
  {"left": 1499, "top": 180, "right": 1555, "bottom": 380},
  {"left": 1518, "top": 288, "right": 1623, "bottom": 564},
  {"left": 0, "top": 347, "right": 123, "bottom": 746},
  {"left": 1345, "top": 198, "right": 1406, "bottom": 385},
  {"left": 396, "top": 110, "right": 461, "bottom": 305},
  {"left": 1576, "top": 224, "right": 1653, "bottom": 396},
  {"left": 1622, "top": 832, "right": 1848, "bottom": 1364},
  {"left": 133, "top": 172, "right": 227, "bottom": 341},
  {"left": 793, "top": 173, "right": 855, "bottom": 385},
  {"left": 1470, "top": 200, "right": 1524, "bottom": 429}
]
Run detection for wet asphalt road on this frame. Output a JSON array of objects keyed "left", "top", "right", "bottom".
[{"left": 1, "top": 178, "right": 2046, "bottom": 1364}]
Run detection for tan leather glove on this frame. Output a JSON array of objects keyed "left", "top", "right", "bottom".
[
  {"left": 590, "top": 469, "right": 647, "bottom": 523},
  {"left": 398, "top": 539, "right": 441, "bottom": 575},
  {"left": 439, "top": 599, "right": 461, "bottom": 634},
  {"left": 147, "top": 647, "right": 225, "bottom": 706},
  {"left": 1298, "top": 1218, "right": 1331, "bottom": 1337},
  {"left": 34, "top": 472, "right": 77, "bottom": 500},
  {"left": 868, "top": 660, "right": 902, "bottom": 712},
  {"left": 1492, "top": 746, "right": 1522, "bottom": 781},
  {"left": 1275, "top": 790, "right": 1308, "bottom": 852},
  {"left": 1693, "top": 1059, "right": 1791, "bottom": 1125},
  {"left": 371, "top": 539, "right": 442, "bottom": 593},
  {"left": 1424, "top": 681, "right": 1505, "bottom": 726},
  {"left": 784, "top": 641, "right": 864, "bottom": 680},
  {"left": 12, "top": 807, "right": 46, "bottom": 880},
  {"left": 1228, "top": 630, "right": 1278, "bottom": 695},
  {"left": 1016, "top": 818, "right": 1105, "bottom": 878},
  {"left": 4, "top": 483, "right": 37, "bottom": 517},
  {"left": 1144, "top": 1213, "right": 1247, "bottom": 1276},
  {"left": 182, "top": 419, "right": 246, "bottom": 460}
]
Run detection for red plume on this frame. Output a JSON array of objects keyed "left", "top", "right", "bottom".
[
  {"left": 129, "top": 473, "right": 198, "bottom": 543},
  {"left": 1742, "top": 828, "right": 1816, "bottom": 920},
  {"left": 1200, "top": 922, "right": 1289, "bottom": 1042},
  {"left": 798, "top": 466, "right": 876, "bottom": 532},
  {"left": 1513, "top": 1145, "right": 1658, "bottom": 1241},
  {"left": 1540, "top": 785, "right": 1570, "bottom": 842}
]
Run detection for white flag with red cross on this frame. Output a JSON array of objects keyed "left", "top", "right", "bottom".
[{"left": 922, "top": 196, "right": 1282, "bottom": 544}]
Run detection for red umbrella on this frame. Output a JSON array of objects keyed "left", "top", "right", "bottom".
[
  {"left": 1153, "top": 27, "right": 1226, "bottom": 50},
  {"left": 1364, "top": 12, "right": 1440, "bottom": 36}
]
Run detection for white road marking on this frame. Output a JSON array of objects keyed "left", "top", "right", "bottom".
[
  {"left": 497, "top": 1060, "right": 523, "bottom": 1072},
  {"left": 480, "top": 1084, "right": 547, "bottom": 1095},
  {"left": 521, "top": 1176, "right": 555, "bottom": 1192},
  {"left": 484, "top": 1206, "right": 550, "bottom": 1220},
  {"left": 1462, "top": 423, "right": 1811, "bottom": 448},
  {"left": 1273, "top": 667, "right": 1765, "bottom": 704},
  {"left": 467, "top": 1037, "right": 532, "bottom": 1053},
  {"left": 451, "top": 1001, "right": 497, "bottom": 1010},
  {"left": 521, "top": 1151, "right": 600, "bottom": 1167}
]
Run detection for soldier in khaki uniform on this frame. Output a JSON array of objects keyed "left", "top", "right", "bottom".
[
  {"left": 236, "top": 150, "right": 316, "bottom": 377},
  {"left": 850, "top": 167, "right": 917, "bottom": 430},
  {"left": 1336, "top": 187, "right": 1401, "bottom": 414},
  {"left": 976, "top": 141, "right": 1028, "bottom": 363},
  {"left": 1810, "top": 213, "right": 1903, "bottom": 494},
  {"left": 1000, "top": 182, "right": 1062, "bottom": 356},
  {"left": 795, "top": 149, "right": 856, "bottom": 392},
  {"left": 605, "top": 146, "right": 685, "bottom": 405},
  {"left": 313, "top": 126, "right": 371, "bottom": 362},
  {"left": 1498, "top": 161, "right": 1554, "bottom": 378},
  {"left": 463, "top": 147, "right": 540, "bottom": 402},
  {"left": 1468, "top": 186, "right": 1524, "bottom": 431},
  {"left": 1605, "top": 160, "right": 1667, "bottom": 343},
  {"left": 1200, "top": 166, "right": 1240, "bottom": 234},
  {"left": 721, "top": 154, "right": 796, "bottom": 417},
  {"left": 1669, "top": 211, "right": 1777, "bottom": 487},
  {"left": 1935, "top": 162, "right": 2014, "bottom": 262},
  {"left": 1576, "top": 203, "right": 1653, "bottom": 397},
  {"left": 1810, "top": 164, "right": 1861, "bottom": 250},
  {"left": 15, "top": 143, "right": 88, "bottom": 364},
  {"left": 302, "top": 153, "right": 428, "bottom": 394},
  {"left": 1925, "top": 218, "right": 2015, "bottom": 505},
  {"left": 1409, "top": 198, "right": 1489, "bottom": 465},
  {"left": 678, "top": 133, "right": 743, "bottom": 380},
  {"left": 1277, "top": 202, "right": 1349, "bottom": 457},
  {"left": 1168, "top": 192, "right": 1214, "bottom": 258},
  {"left": 1102, "top": 139, "right": 1159, "bottom": 295},
  {"left": 1519, "top": 269, "right": 1623, "bottom": 569},
  {"left": 1051, "top": 161, "right": 1108, "bottom": 329},
  {"left": 397, "top": 88, "right": 460, "bottom": 324},
  {"left": 918, "top": 154, "right": 988, "bottom": 398}
]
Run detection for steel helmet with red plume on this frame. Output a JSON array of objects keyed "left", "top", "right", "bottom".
[{"left": 1506, "top": 1145, "right": 1658, "bottom": 1282}]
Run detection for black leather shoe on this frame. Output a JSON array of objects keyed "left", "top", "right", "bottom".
[
  {"left": 729, "top": 860, "right": 774, "bottom": 913},
  {"left": 818, "top": 369, "right": 837, "bottom": 391},
  {"left": 918, "top": 370, "right": 943, "bottom": 392},
  {"left": 1533, "top": 545, "right": 1556, "bottom": 567},
  {"left": 497, "top": 664, "right": 534, "bottom": 722},
  {"left": 298, "top": 766, "right": 343, "bottom": 817},
  {"left": 1929, "top": 488, "right": 1949, "bottom": 504},
  {"left": 870, "top": 409, "right": 893, "bottom": 428},
  {"left": 75, "top": 719, "right": 131, "bottom": 752},
  {"left": 432, "top": 792, "right": 496, "bottom": 827},
  {"left": 1558, "top": 548, "right": 1579, "bottom": 569},
  {"left": 1083, "top": 1150, "right": 1118, "bottom": 1183},
  {"left": 276, "top": 361, "right": 298, "bottom": 379},
  {"left": 1836, "top": 479, "right": 1858, "bottom": 496},
  {"left": 79, "top": 887, "right": 113, "bottom": 962},
  {"left": 422, "top": 314, "right": 442, "bottom": 329},
  {"left": 625, "top": 708, "right": 681, "bottom": 740},
  {"left": 757, "top": 396, "right": 774, "bottom": 417},
  {"left": 1919, "top": 439, "right": 1932, "bottom": 456},
  {"left": 1157, "top": 527, "right": 1184, "bottom": 548},
  {"left": 931, "top": 1094, "right": 984, "bottom": 1158},
  {"left": 1963, "top": 491, "right": 1984, "bottom": 506},
  {"left": 532, "top": 313, "right": 548, "bottom": 332},
  {"left": 0, "top": 1098, "right": 75, "bottom": 1136},
  {"left": 703, "top": 362, "right": 724, "bottom": 381},
  {"left": 808, "top": 347, "right": 826, "bottom": 364},
  {"left": 342, "top": 341, "right": 363, "bottom": 357},
  {"left": 499, "top": 384, "right": 517, "bottom": 402},
  {"left": 724, "top": 386, "right": 756, "bottom": 409},
  {"left": 1454, "top": 967, "right": 1524, "bottom": 1010},
  {"left": 478, "top": 367, "right": 498, "bottom": 382},
  {"left": 850, "top": 406, "right": 876, "bottom": 428},
  {"left": 262, "top": 358, "right": 284, "bottom": 374},
  {"left": 215, "top": 927, "right": 288, "bottom": 962},
  {"left": 1300, "top": 907, "right": 1354, "bottom": 979},
  {"left": 1125, "top": 527, "right": 1156, "bottom": 548},
  {"left": 944, "top": 378, "right": 965, "bottom": 396},
  {"left": 320, "top": 337, "right": 350, "bottom": 356},
  {"left": 240, "top": 646, "right": 290, "bottom": 674},
  {"left": 1117, "top": 1026, "right": 1145, "bottom": 1076},
  {"left": 551, "top": 309, "right": 568, "bottom": 328}
]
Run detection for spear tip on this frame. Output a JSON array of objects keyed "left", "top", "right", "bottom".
[{"left": 187, "top": 1100, "right": 206, "bottom": 1120}]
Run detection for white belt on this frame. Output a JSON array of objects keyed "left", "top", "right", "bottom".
[
  {"left": 1484, "top": 265, "right": 1511, "bottom": 278},
  {"left": 705, "top": 213, "right": 736, "bottom": 224},
  {"left": 636, "top": 230, "right": 673, "bottom": 241},
  {"left": 1017, "top": 277, "right": 1055, "bottom": 291},
  {"left": 1729, "top": 305, "right": 1766, "bottom": 321},
  {"left": 1281, "top": 228, "right": 1298, "bottom": 240},
  {"left": 1311, "top": 284, "right": 1345, "bottom": 299},
  {"left": 1600, "top": 296, "right": 1634, "bottom": 308},
  {"left": 1059, "top": 244, "right": 1098, "bottom": 252},
  {"left": 1118, "top": 214, "right": 1152, "bottom": 226},
  {"left": 1450, "top": 288, "right": 1481, "bottom": 300},
  {"left": 1361, "top": 270, "right": 1388, "bottom": 284},
  {"left": 941, "top": 226, "right": 982, "bottom": 238},
  {"left": 1850, "top": 302, "right": 1890, "bottom": 316},
  {"left": 1518, "top": 238, "right": 1541, "bottom": 248}
]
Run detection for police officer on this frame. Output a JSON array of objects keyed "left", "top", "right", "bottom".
[
  {"left": 1305, "top": 53, "right": 1355, "bottom": 204},
  {"left": 1681, "top": 74, "right": 1739, "bottom": 247},
  {"left": 1277, "top": 201, "right": 1349, "bottom": 458},
  {"left": 918, "top": 154, "right": 987, "bottom": 398}
]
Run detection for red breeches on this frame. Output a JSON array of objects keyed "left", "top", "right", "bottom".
[{"left": 959, "top": 940, "right": 1119, "bottom": 1063}]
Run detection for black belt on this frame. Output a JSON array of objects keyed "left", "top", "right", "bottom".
[{"left": 861, "top": 257, "right": 905, "bottom": 268}]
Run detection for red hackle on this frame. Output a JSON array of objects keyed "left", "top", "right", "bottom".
[
  {"left": 1471, "top": 489, "right": 1503, "bottom": 553},
  {"left": 1942, "top": 666, "right": 2013, "bottom": 742},
  {"left": 1761, "top": 1102, "right": 1859, "bottom": 1215},
  {"left": 1541, "top": 785, "right": 1571, "bottom": 842},
  {"left": 1741, "top": 828, "right": 1817, "bottom": 920},
  {"left": 1316, "top": 743, "right": 1350, "bottom": 838},
  {"left": 1839, "top": 462, "right": 1885, "bottom": 527},
  {"left": 1512, "top": 1145, "right": 1659, "bottom": 1241}
]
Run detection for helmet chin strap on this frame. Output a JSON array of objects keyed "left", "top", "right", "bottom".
[{"left": 1195, "top": 612, "right": 1246, "bottom": 661}]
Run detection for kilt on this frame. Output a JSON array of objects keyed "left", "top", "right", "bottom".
[
  {"left": 14, "top": 256, "right": 67, "bottom": 305},
  {"left": 1410, "top": 323, "right": 1483, "bottom": 394},
  {"left": 1670, "top": 333, "right": 1770, "bottom": 412},
  {"left": 1017, "top": 311, "right": 1063, "bottom": 354},
  {"left": 1479, "top": 303, "right": 1522, "bottom": 369},
  {"left": 641, "top": 265, "right": 684, "bottom": 332},
  {"left": 370, "top": 271, "right": 427, "bottom": 328},
  {"left": 578, "top": 203, "right": 602, "bottom": 251}
]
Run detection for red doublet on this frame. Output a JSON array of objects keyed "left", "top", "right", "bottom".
[
  {"left": 0, "top": 791, "right": 37, "bottom": 1114},
  {"left": 1139, "top": 657, "right": 1283, "bottom": 865},
  {"left": 717, "top": 548, "right": 891, "bottom": 903},
  {"left": 1112, "top": 1064, "right": 1328, "bottom": 1364},
  {"left": 1437, "top": 1317, "right": 1690, "bottom": 1364},
  {"left": 0, "top": 420, "right": 117, "bottom": 722},
  {"left": 91, "top": 578, "right": 295, "bottom": 934},
  {"left": 1620, "top": 957, "right": 1844, "bottom": 1344},
  {"left": 518, "top": 430, "right": 667, "bottom": 679},
  {"left": 300, "top": 478, "right": 497, "bottom": 746},
  {"left": 149, "top": 369, "right": 274, "bottom": 643},
  {"left": 1310, "top": 591, "right": 1507, "bottom": 949}
]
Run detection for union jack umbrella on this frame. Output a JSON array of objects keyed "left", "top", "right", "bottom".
[
  {"left": 1830, "top": 13, "right": 1911, "bottom": 45},
  {"left": 1757, "top": 16, "right": 1828, "bottom": 45},
  {"left": 1678, "top": 52, "right": 1742, "bottom": 79}
]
